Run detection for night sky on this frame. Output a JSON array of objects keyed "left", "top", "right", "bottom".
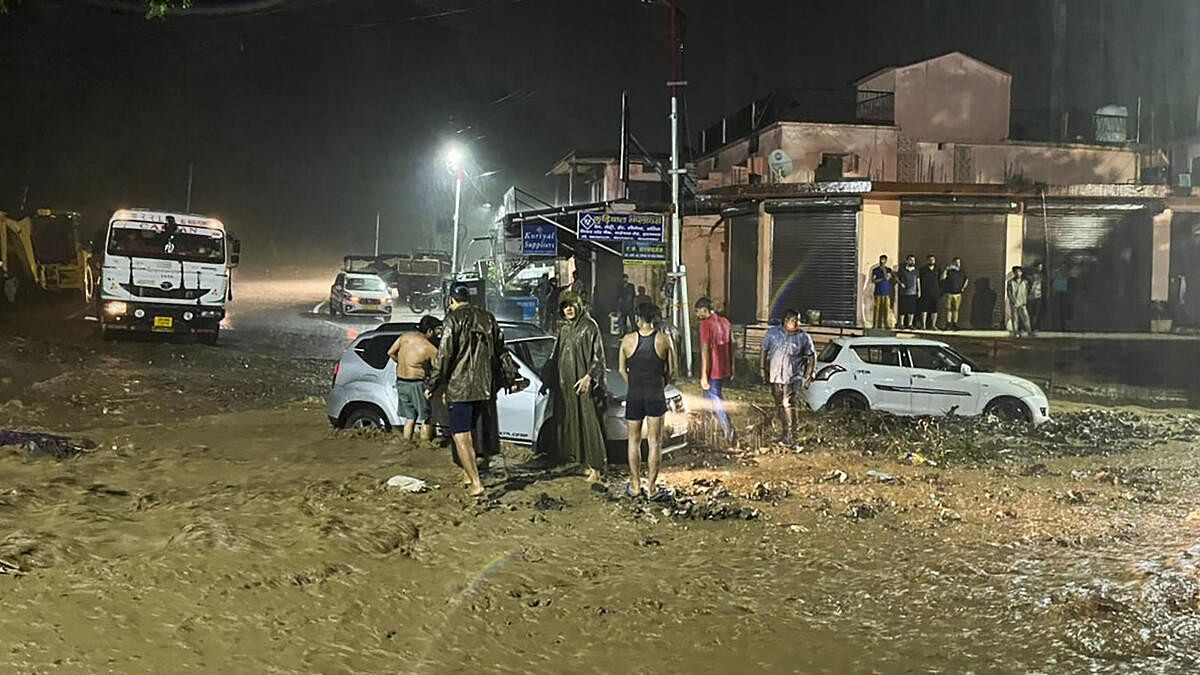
[{"left": 2, "top": 0, "right": 1197, "bottom": 270}]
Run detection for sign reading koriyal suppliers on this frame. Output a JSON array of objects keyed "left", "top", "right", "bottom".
[
  {"left": 520, "top": 222, "right": 558, "bottom": 256},
  {"left": 576, "top": 211, "right": 664, "bottom": 242}
]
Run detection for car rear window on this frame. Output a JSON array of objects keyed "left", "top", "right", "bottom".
[
  {"left": 852, "top": 344, "right": 904, "bottom": 366},
  {"left": 354, "top": 335, "right": 395, "bottom": 370},
  {"left": 817, "top": 342, "right": 842, "bottom": 363}
]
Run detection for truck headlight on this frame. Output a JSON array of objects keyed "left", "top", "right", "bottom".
[{"left": 104, "top": 301, "right": 128, "bottom": 316}]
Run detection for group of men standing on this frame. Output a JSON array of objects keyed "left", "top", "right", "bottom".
[
  {"left": 381, "top": 281, "right": 691, "bottom": 500},
  {"left": 870, "top": 253, "right": 969, "bottom": 331}
]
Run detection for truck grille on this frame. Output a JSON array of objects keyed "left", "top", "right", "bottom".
[{"left": 120, "top": 283, "right": 208, "bottom": 300}]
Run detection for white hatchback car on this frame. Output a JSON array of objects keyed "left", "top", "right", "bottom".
[{"left": 804, "top": 337, "right": 1050, "bottom": 424}]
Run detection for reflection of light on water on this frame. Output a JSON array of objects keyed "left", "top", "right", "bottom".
[{"left": 413, "top": 551, "right": 516, "bottom": 673}]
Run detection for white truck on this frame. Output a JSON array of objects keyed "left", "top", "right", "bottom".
[{"left": 96, "top": 208, "right": 240, "bottom": 344}]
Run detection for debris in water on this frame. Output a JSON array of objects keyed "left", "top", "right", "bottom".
[
  {"left": 821, "top": 469, "right": 849, "bottom": 484},
  {"left": 0, "top": 430, "right": 96, "bottom": 460},
  {"left": 533, "top": 493, "right": 568, "bottom": 511},
  {"left": 844, "top": 498, "right": 884, "bottom": 520},
  {"left": 385, "top": 475, "right": 429, "bottom": 493},
  {"left": 865, "top": 469, "right": 896, "bottom": 483}
]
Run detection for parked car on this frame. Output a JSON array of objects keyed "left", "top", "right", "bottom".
[
  {"left": 326, "top": 323, "right": 688, "bottom": 461},
  {"left": 329, "top": 271, "right": 392, "bottom": 317},
  {"left": 803, "top": 337, "right": 1050, "bottom": 424}
]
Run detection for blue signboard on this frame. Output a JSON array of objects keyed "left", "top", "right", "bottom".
[
  {"left": 622, "top": 240, "right": 667, "bottom": 264},
  {"left": 577, "top": 211, "right": 664, "bottom": 243},
  {"left": 521, "top": 222, "right": 558, "bottom": 256}
]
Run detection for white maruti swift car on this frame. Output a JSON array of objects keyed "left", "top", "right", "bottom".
[{"left": 803, "top": 337, "right": 1050, "bottom": 425}]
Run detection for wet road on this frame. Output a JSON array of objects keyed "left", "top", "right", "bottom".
[{"left": 221, "top": 277, "right": 436, "bottom": 359}]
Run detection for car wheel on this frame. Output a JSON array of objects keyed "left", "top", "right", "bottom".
[
  {"left": 827, "top": 391, "right": 869, "bottom": 411},
  {"left": 343, "top": 406, "right": 390, "bottom": 431},
  {"left": 984, "top": 397, "right": 1031, "bottom": 423}
]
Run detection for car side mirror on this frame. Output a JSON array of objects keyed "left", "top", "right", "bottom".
[
  {"left": 960, "top": 363, "right": 972, "bottom": 376},
  {"left": 227, "top": 236, "right": 241, "bottom": 268}
]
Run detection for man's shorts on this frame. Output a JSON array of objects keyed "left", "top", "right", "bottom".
[
  {"left": 396, "top": 379, "right": 430, "bottom": 423},
  {"left": 944, "top": 293, "right": 963, "bottom": 313},
  {"left": 625, "top": 396, "right": 667, "bottom": 422},
  {"left": 918, "top": 295, "right": 940, "bottom": 314},
  {"left": 447, "top": 400, "right": 485, "bottom": 434},
  {"left": 898, "top": 295, "right": 918, "bottom": 315}
]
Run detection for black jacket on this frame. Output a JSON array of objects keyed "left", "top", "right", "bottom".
[{"left": 429, "top": 304, "right": 518, "bottom": 403}]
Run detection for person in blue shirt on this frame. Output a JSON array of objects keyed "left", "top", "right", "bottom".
[
  {"left": 760, "top": 308, "right": 815, "bottom": 446},
  {"left": 870, "top": 254, "right": 895, "bottom": 329}
]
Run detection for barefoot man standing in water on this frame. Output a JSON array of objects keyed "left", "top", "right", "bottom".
[
  {"left": 387, "top": 315, "right": 442, "bottom": 441},
  {"left": 426, "top": 284, "right": 507, "bottom": 497}
]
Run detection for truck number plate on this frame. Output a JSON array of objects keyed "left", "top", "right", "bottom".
[{"left": 153, "top": 316, "right": 174, "bottom": 331}]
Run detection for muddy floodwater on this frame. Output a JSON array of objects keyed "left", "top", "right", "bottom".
[{"left": 2, "top": 312, "right": 1199, "bottom": 673}]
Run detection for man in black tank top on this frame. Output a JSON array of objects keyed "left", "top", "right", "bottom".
[{"left": 618, "top": 302, "right": 676, "bottom": 498}]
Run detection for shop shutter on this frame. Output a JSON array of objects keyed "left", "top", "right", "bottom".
[
  {"left": 901, "top": 198, "right": 1015, "bottom": 329},
  {"left": 725, "top": 208, "right": 759, "bottom": 324},
  {"left": 1022, "top": 201, "right": 1156, "bottom": 332},
  {"left": 767, "top": 199, "right": 859, "bottom": 326}
]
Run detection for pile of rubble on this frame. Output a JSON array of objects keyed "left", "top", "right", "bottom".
[
  {"left": 779, "top": 409, "right": 1200, "bottom": 465},
  {"left": 606, "top": 477, "right": 760, "bottom": 523}
]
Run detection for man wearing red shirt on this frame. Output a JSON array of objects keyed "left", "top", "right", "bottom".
[{"left": 695, "top": 297, "right": 735, "bottom": 443}]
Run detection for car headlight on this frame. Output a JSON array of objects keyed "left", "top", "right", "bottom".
[{"left": 104, "top": 301, "right": 128, "bottom": 316}]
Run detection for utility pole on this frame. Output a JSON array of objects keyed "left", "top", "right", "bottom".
[
  {"left": 374, "top": 212, "right": 380, "bottom": 257},
  {"left": 451, "top": 168, "right": 463, "bottom": 275},
  {"left": 666, "top": 0, "right": 693, "bottom": 376},
  {"left": 185, "top": 162, "right": 194, "bottom": 212}
]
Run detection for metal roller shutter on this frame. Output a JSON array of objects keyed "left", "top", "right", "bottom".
[
  {"left": 1022, "top": 201, "right": 1156, "bottom": 332},
  {"left": 725, "top": 208, "right": 759, "bottom": 325},
  {"left": 767, "top": 199, "right": 859, "bottom": 326},
  {"left": 901, "top": 199, "right": 1015, "bottom": 329},
  {"left": 1169, "top": 212, "right": 1200, "bottom": 327}
]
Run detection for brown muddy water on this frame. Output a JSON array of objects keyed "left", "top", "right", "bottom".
[
  {"left": 3, "top": 395, "right": 1199, "bottom": 674},
  {"left": 1, "top": 317, "right": 1198, "bottom": 674}
]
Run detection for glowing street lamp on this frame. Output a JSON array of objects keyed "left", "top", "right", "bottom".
[{"left": 444, "top": 142, "right": 467, "bottom": 275}]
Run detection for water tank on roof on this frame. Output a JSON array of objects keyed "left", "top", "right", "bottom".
[{"left": 1094, "top": 104, "right": 1129, "bottom": 143}]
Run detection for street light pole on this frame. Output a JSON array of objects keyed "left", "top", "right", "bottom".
[
  {"left": 666, "top": 0, "right": 692, "bottom": 376},
  {"left": 451, "top": 168, "right": 463, "bottom": 276}
]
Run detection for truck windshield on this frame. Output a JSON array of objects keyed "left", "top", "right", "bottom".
[{"left": 107, "top": 220, "right": 224, "bottom": 264}]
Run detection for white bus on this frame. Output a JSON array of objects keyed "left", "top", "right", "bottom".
[{"left": 97, "top": 208, "right": 240, "bottom": 344}]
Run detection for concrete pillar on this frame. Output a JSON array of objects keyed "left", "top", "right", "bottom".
[
  {"left": 681, "top": 215, "right": 724, "bottom": 309},
  {"left": 757, "top": 202, "right": 773, "bottom": 322},
  {"left": 859, "top": 198, "right": 900, "bottom": 327},
  {"left": 1004, "top": 212, "right": 1024, "bottom": 277},
  {"left": 1152, "top": 208, "right": 1173, "bottom": 302}
]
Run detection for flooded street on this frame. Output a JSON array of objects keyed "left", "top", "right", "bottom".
[{"left": 2, "top": 282, "right": 1199, "bottom": 673}]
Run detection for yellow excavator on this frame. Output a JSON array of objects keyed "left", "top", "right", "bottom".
[{"left": 1, "top": 208, "right": 93, "bottom": 307}]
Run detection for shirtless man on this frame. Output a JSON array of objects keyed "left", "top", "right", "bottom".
[{"left": 386, "top": 315, "right": 442, "bottom": 440}]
